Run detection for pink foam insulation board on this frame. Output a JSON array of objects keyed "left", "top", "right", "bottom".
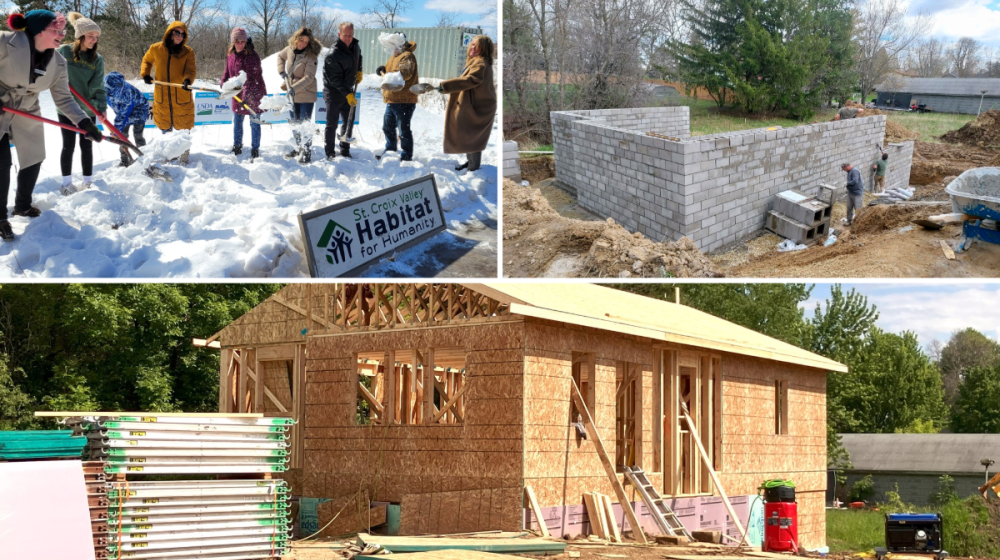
[{"left": 0, "top": 459, "right": 96, "bottom": 560}]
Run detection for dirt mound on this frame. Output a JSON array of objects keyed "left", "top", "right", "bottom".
[
  {"left": 502, "top": 179, "right": 721, "bottom": 278},
  {"left": 941, "top": 110, "right": 1000, "bottom": 148},
  {"left": 519, "top": 155, "right": 555, "bottom": 184},
  {"left": 885, "top": 119, "right": 919, "bottom": 142},
  {"left": 587, "top": 221, "right": 721, "bottom": 278},
  {"left": 909, "top": 141, "right": 993, "bottom": 185},
  {"left": 850, "top": 204, "right": 929, "bottom": 235}
]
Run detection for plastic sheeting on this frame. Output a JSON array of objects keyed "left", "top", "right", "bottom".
[{"left": 0, "top": 459, "right": 96, "bottom": 560}]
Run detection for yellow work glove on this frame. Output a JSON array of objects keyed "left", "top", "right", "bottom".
[
  {"left": 347, "top": 93, "right": 357, "bottom": 106},
  {"left": 356, "top": 71, "right": 364, "bottom": 84}
]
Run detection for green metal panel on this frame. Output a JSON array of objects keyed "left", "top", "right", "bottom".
[
  {"left": 354, "top": 27, "right": 483, "bottom": 80},
  {"left": 0, "top": 430, "right": 86, "bottom": 459}
]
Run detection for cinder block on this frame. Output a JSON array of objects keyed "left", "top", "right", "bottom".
[
  {"left": 773, "top": 189, "right": 831, "bottom": 226},
  {"left": 766, "top": 211, "right": 829, "bottom": 244}
]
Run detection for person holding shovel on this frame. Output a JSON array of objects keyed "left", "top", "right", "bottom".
[
  {"left": 323, "top": 21, "right": 362, "bottom": 161},
  {"left": 140, "top": 20, "right": 196, "bottom": 164},
  {"left": 376, "top": 32, "right": 417, "bottom": 162},
  {"left": 57, "top": 12, "right": 106, "bottom": 195},
  {"left": 277, "top": 27, "right": 321, "bottom": 163},
  {"left": 104, "top": 71, "right": 149, "bottom": 168},
  {"left": 438, "top": 34, "right": 495, "bottom": 172},
  {"left": 0, "top": 10, "right": 103, "bottom": 241},
  {"left": 222, "top": 27, "right": 266, "bottom": 161}
]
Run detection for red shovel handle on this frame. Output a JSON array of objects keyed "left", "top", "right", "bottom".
[
  {"left": 68, "top": 85, "right": 142, "bottom": 156},
  {"left": 0, "top": 105, "right": 132, "bottom": 151}
]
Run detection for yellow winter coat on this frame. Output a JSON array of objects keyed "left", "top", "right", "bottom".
[{"left": 140, "top": 21, "right": 197, "bottom": 130}]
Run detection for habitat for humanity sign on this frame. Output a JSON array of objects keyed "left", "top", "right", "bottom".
[{"left": 298, "top": 174, "right": 446, "bottom": 277}]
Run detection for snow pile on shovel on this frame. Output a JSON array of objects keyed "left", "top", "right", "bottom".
[
  {"left": 382, "top": 71, "right": 405, "bottom": 91},
  {"left": 222, "top": 70, "right": 246, "bottom": 94},
  {"left": 378, "top": 32, "right": 406, "bottom": 52}
]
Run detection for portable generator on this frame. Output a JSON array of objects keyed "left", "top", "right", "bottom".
[{"left": 873, "top": 513, "right": 949, "bottom": 560}]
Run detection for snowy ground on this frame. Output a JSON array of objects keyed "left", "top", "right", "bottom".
[{"left": 0, "top": 53, "right": 497, "bottom": 278}]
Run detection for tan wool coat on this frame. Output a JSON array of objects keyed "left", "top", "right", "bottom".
[
  {"left": 381, "top": 42, "right": 418, "bottom": 105},
  {"left": 440, "top": 57, "right": 496, "bottom": 154},
  {"left": 277, "top": 32, "right": 322, "bottom": 104},
  {"left": 0, "top": 31, "right": 90, "bottom": 168}
]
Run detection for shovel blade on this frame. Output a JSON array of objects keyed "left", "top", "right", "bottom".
[
  {"left": 143, "top": 165, "right": 174, "bottom": 183},
  {"left": 409, "top": 83, "right": 436, "bottom": 94}
]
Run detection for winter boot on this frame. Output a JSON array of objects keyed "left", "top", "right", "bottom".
[
  {"left": 454, "top": 160, "right": 469, "bottom": 171},
  {"left": 466, "top": 151, "right": 482, "bottom": 172},
  {"left": 180, "top": 150, "right": 190, "bottom": 165},
  {"left": 0, "top": 220, "right": 13, "bottom": 242},
  {"left": 340, "top": 149, "right": 352, "bottom": 159},
  {"left": 231, "top": 144, "right": 243, "bottom": 156},
  {"left": 120, "top": 150, "right": 134, "bottom": 168},
  {"left": 251, "top": 149, "right": 260, "bottom": 161},
  {"left": 298, "top": 148, "right": 312, "bottom": 164},
  {"left": 11, "top": 206, "right": 42, "bottom": 218},
  {"left": 285, "top": 148, "right": 300, "bottom": 159}
]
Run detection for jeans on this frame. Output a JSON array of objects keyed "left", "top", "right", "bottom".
[
  {"left": 324, "top": 97, "right": 353, "bottom": 156},
  {"left": 59, "top": 114, "right": 93, "bottom": 177},
  {"left": 383, "top": 103, "right": 415, "bottom": 160},
  {"left": 289, "top": 102, "right": 314, "bottom": 148},
  {"left": 234, "top": 113, "right": 261, "bottom": 150},
  {"left": 0, "top": 133, "right": 41, "bottom": 220}
]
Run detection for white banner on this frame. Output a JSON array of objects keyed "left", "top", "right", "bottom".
[{"left": 298, "top": 174, "right": 446, "bottom": 277}]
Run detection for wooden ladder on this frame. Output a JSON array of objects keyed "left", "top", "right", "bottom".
[{"left": 623, "top": 466, "right": 693, "bottom": 540}]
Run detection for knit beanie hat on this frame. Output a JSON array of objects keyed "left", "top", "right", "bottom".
[
  {"left": 67, "top": 12, "right": 100, "bottom": 37},
  {"left": 8, "top": 10, "right": 62, "bottom": 36},
  {"left": 231, "top": 27, "right": 248, "bottom": 43}
]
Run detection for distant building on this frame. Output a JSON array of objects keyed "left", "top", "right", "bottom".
[
  {"left": 838, "top": 433, "right": 1000, "bottom": 506},
  {"left": 876, "top": 78, "right": 1000, "bottom": 114}
]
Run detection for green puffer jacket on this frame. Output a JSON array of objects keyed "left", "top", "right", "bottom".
[{"left": 56, "top": 44, "right": 107, "bottom": 117}]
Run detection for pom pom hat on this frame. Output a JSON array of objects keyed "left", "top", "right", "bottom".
[
  {"left": 8, "top": 10, "right": 64, "bottom": 36},
  {"left": 67, "top": 12, "right": 100, "bottom": 37}
]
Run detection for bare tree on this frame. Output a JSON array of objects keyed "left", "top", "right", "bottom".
[
  {"left": 948, "top": 37, "right": 981, "bottom": 77},
  {"left": 435, "top": 12, "right": 459, "bottom": 27},
  {"left": 361, "top": 0, "right": 412, "bottom": 28},
  {"left": 242, "top": 0, "right": 289, "bottom": 57},
  {"left": 911, "top": 38, "right": 947, "bottom": 78},
  {"left": 853, "top": 0, "right": 932, "bottom": 99},
  {"left": 169, "top": 0, "right": 227, "bottom": 26}
]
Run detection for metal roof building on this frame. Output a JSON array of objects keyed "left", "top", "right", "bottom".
[
  {"left": 837, "top": 434, "right": 1000, "bottom": 505},
  {"left": 876, "top": 77, "right": 1000, "bottom": 114}
]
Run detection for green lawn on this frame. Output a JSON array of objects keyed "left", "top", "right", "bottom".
[
  {"left": 827, "top": 509, "right": 885, "bottom": 554},
  {"left": 885, "top": 111, "right": 976, "bottom": 143}
]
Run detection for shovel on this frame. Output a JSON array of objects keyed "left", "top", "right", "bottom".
[
  {"left": 409, "top": 83, "right": 437, "bottom": 95},
  {"left": 155, "top": 80, "right": 266, "bottom": 125}
]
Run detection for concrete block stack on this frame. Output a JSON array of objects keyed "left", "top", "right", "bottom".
[
  {"left": 503, "top": 141, "right": 521, "bottom": 183},
  {"left": 766, "top": 189, "right": 832, "bottom": 245}
]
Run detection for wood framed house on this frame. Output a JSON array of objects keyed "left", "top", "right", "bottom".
[{"left": 207, "top": 283, "right": 845, "bottom": 548}]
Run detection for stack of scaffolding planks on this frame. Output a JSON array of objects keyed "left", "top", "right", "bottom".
[
  {"left": 47, "top": 413, "right": 294, "bottom": 560},
  {"left": 65, "top": 414, "right": 293, "bottom": 475},
  {"left": 0, "top": 429, "right": 87, "bottom": 460}
]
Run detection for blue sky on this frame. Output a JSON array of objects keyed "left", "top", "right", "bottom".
[
  {"left": 909, "top": 0, "right": 1000, "bottom": 48},
  {"left": 801, "top": 282, "right": 1000, "bottom": 349},
  {"left": 231, "top": 0, "right": 496, "bottom": 35}
]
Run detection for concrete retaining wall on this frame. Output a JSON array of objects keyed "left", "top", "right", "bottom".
[
  {"left": 503, "top": 140, "right": 521, "bottom": 183},
  {"left": 551, "top": 107, "right": 914, "bottom": 252}
]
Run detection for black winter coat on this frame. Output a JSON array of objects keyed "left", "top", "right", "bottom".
[{"left": 323, "top": 38, "right": 362, "bottom": 104}]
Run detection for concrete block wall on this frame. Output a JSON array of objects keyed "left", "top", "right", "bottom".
[
  {"left": 551, "top": 109, "right": 913, "bottom": 252},
  {"left": 503, "top": 140, "right": 521, "bottom": 183},
  {"left": 885, "top": 140, "right": 914, "bottom": 193}
]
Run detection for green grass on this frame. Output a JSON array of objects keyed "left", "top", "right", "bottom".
[
  {"left": 827, "top": 509, "right": 885, "bottom": 554},
  {"left": 885, "top": 111, "right": 976, "bottom": 143},
  {"left": 679, "top": 98, "right": 836, "bottom": 136}
]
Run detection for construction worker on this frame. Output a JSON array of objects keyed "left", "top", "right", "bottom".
[{"left": 842, "top": 162, "right": 865, "bottom": 226}]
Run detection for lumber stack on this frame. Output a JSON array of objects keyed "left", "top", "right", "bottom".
[
  {"left": 58, "top": 414, "right": 293, "bottom": 560},
  {"left": 0, "top": 429, "right": 86, "bottom": 460}
]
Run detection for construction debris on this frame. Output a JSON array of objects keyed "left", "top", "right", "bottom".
[{"left": 355, "top": 533, "right": 568, "bottom": 555}]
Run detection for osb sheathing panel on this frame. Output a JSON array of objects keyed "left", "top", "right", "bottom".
[
  {"left": 262, "top": 360, "right": 293, "bottom": 413},
  {"left": 301, "top": 321, "right": 526, "bottom": 534},
  {"left": 316, "top": 493, "right": 388, "bottom": 538},
  {"left": 218, "top": 284, "right": 339, "bottom": 348},
  {"left": 522, "top": 319, "right": 658, "bottom": 502},
  {"left": 399, "top": 486, "right": 522, "bottom": 535},
  {"left": 720, "top": 353, "right": 827, "bottom": 493}
]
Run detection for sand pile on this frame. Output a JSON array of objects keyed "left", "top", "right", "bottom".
[
  {"left": 884, "top": 119, "right": 919, "bottom": 142},
  {"left": 518, "top": 155, "right": 556, "bottom": 184},
  {"left": 851, "top": 204, "right": 931, "bottom": 235}
]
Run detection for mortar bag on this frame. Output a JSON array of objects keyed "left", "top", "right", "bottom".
[{"left": 378, "top": 32, "right": 406, "bottom": 54}]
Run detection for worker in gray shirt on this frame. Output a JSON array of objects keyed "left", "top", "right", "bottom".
[{"left": 842, "top": 162, "right": 864, "bottom": 225}]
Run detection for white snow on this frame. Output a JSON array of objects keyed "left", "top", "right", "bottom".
[
  {"left": 0, "top": 52, "right": 498, "bottom": 278},
  {"left": 383, "top": 72, "right": 405, "bottom": 89},
  {"left": 222, "top": 70, "right": 247, "bottom": 92}
]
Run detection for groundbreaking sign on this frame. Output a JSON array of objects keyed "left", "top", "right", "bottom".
[{"left": 299, "top": 174, "right": 447, "bottom": 277}]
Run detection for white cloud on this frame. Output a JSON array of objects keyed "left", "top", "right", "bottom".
[
  {"left": 424, "top": 0, "right": 484, "bottom": 14},
  {"left": 864, "top": 286, "right": 1000, "bottom": 344},
  {"left": 928, "top": 0, "right": 1000, "bottom": 42}
]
